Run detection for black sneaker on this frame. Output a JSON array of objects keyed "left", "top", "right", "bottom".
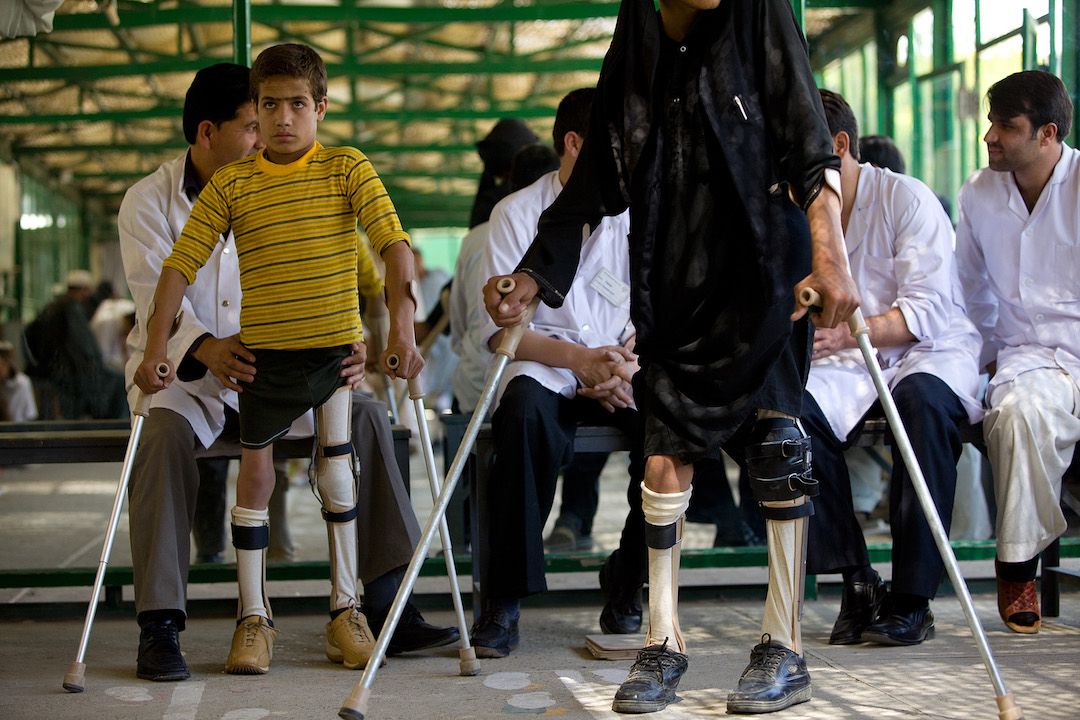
[
  {"left": 726, "top": 634, "right": 811, "bottom": 714},
  {"left": 366, "top": 603, "right": 460, "bottom": 656},
  {"left": 469, "top": 604, "right": 520, "bottom": 658},
  {"left": 599, "top": 551, "right": 643, "bottom": 635},
  {"left": 612, "top": 640, "right": 689, "bottom": 714},
  {"left": 136, "top": 618, "right": 190, "bottom": 682}
]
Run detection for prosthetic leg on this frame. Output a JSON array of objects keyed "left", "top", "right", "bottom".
[
  {"left": 316, "top": 386, "right": 378, "bottom": 670},
  {"left": 727, "top": 416, "right": 816, "bottom": 714},
  {"left": 611, "top": 484, "right": 691, "bottom": 714}
]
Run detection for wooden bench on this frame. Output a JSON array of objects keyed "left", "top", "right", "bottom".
[
  {"left": 0, "top": 418, "right": 412, "bottom": 604},
  {"left": 465, "top": 418, "right": 1077, "bottom": 616}
]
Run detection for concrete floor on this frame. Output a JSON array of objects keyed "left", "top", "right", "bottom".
[{"left": 2, "top": 432, "right": 1078, "bottom": 719}]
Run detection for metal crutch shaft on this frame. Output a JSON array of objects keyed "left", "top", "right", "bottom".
[
  {"left": 800, "top": 288, "right": 1023, "bottom": 720},
  {"left": 340, "top": 279, "right": 537, "bottom": 720},
  {"left": 63, "top": 362, "right": 170, "bottom": 693},
  {"left": 387, "top": 354, "right": 478, "bottom": 676}
]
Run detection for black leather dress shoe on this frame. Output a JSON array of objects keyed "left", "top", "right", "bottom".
[
  {"left": 612, "top": 640, "right": 689, "bottom": 713},
  {"left": 367, "top": 603, "right": 460, "bottom": 656},
  {"left": 136, "top": 618, "right": 190, "bottom": 682},
  {"left": 469, "top": 605, "right": 520, "bottom": 659},
  {"left": 862, "top": 605, "right": 935, "bottom": 646},
  {"left": 599, "top": 550, "right": 643, "bottom": 635},
  {"left": 726, "top": 635, "right": 811, "bottom": 714},
  {"left": 829, "top": 571, "right": 887, "bottom": 644}
]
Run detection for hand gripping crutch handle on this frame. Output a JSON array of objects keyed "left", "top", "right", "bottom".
[
  {"left": 799, "top": 287, "right": 1024, "bottom": 720},
  {"left": 493, "top": 277, "right": 538, "bottom": 359},
  {"left": 64, "top": 362, "right": 170, "bottom": 693}
]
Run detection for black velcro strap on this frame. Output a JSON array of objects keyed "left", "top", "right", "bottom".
[
  {"left": 761, "top": 500, "right": 815, "bottom": 521},
  {"left": 232, "top": 524, "right": 269, "bottom": 550},
  {"left": 323, "top": 442, "right": 353, "bottom": 458},
  {"left": 750, "top": 437, "right": 809, "bottom": 460},
  {"left": 645, "top": 521, "right": 678, "bottom": 549},
  {"left": 322, "top": 505, "right": 359, "bottom": 523}
]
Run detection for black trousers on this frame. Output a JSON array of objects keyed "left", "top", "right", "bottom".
[
  {"left": 485, "top": 376, "right": 646, "bottom": 599},
  {"left": 804, "top": 373, "right": 967, "bottom": 599}
]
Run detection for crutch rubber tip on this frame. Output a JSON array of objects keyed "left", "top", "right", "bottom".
[
  {"left": 338, "top": 686, "right": 370, "bottom": 720},
  {"left": 62, "top": 662, "right": 86, "bottom": 693},
  {"left": 458, "top": 647, "right": 480, "bottom": 676},
  {"left": 995, "top": 693, "right": 1024, "bottom": 720}
]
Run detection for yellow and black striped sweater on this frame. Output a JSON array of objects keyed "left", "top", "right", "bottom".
[{"left": 165, "top": 142, "right": 408, "bottom": 349}]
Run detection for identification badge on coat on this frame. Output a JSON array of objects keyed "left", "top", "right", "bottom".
[{"left": 590, "top": 267, "right": 630, "bottom": 307}]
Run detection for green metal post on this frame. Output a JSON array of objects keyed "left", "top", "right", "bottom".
[
  {"left": 934, "top": 0, "right": 955, "bottom": 210},
  {"left": 1021, "top": 9, "right": 1036, "bottom": 70},
  {"left": 1064, "top": 0, "right": 1079, "bottom": 146},
  {"left": 790, "top": 0, "right": 805, "bottom": 29},
  {"left": 233, "top": 0, "right": 252, "bottom": 66},
  {"left": 909, "top": 19, "right": 923, "bottom": 180}
]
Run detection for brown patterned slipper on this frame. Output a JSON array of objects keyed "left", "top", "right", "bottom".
[{"left": 996, "top": 575, "right": 1041, "bottom": 634}]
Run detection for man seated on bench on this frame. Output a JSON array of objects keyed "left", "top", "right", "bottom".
[
  {"left": 117, "top": 63, "right": 456, "bottom": 683},
  {"left": 956, "top": 70, "right": 1080, "bottom": 635},
  {"left": 803, "top": 90, "right": 984, "bottom": 647},
  {"left": 467, "top": 88, "right": 646, "bottom": 658}
]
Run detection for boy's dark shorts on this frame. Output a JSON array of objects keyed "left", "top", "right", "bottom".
[{"left": 238, "top": 345, "right": 351, "bottom": 449}]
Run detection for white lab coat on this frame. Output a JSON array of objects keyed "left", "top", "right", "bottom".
[
  {"left": 479, "top": 170, "right": 633, "bottom": 401},
  {"left": 118, "top": 152, "right": 313, "bottom": 449},
  {"left": 956, "top": 143, "right": 1080, "bottom": 398},
  {"left": 806, "top": 164, "right": 984, "bottom": 440},
  {"left": 449, "top": 221, "right": 494, "bottom": 409}
]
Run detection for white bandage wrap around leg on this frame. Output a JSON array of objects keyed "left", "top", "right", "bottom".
[
  {"left": 641, "top": 484, "right": 692, "bottom": 653},
  {"left": 316, "top": 387, "right": 359, "bottom": 612},
  {"left": 232, "top": 505, "right": 271, "bottom": 621},
  {"left": 761, "top": 497, "right": 809, "bottom": 654}
]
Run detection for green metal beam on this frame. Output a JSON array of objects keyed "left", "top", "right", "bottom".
[
  {"left": 74, "top": 170, "right": 480, "bottom": 182},
  {"left": 0, "top": 105, "right": 561, "bottom": 125},
  {"left": 0, "top": 56, "right": 603, "bottom": 83},
  {"left": 50, "top": 3, "right": 622, "bottom": 31},
  {"left": 13, "top": 142, "right": 480, "bottom": 155}
]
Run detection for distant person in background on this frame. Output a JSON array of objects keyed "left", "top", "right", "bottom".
[
  {"left": 0, "top": 340, "right": 37, "bottom": 422},
  {"left": 411, "top": 247, "right": 456, "bottom": 411},
  {"left": 469, "top": 118, "right": 540, "bottom": 229},
  {"left": 24, "top": 269, "right": 127, "bottom": 419},
  {"left": 859, "top": 135, "right": 906, "bottom": 174},
  {"left": 91, "top": 296, "right": 137, "bottom": 373}
]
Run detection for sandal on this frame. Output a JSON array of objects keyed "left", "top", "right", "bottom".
[{"left": 996, "top": 571, "right": 1041, "bottom": 634}]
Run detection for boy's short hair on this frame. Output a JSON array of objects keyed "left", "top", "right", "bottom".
[
  {"left": 182, "top": 63, "right": 251, "bottom": 145},
  {"left": 250, "top": 43, "right": 328, "bottom": 102},
  {"left": 509, "top": 144, "right": 560, "bottom": 192},
  {"left": 988, "top": 70, "right": 1073, "bottom": 141},
  {"left": 860, "top": 135, "right": 906, "bottom": 174},
  {"left": 819, "top": 89, "right": 860, "bottom": 161},
  {"left": 552, "top": 88, "right": 595, "bottom": 156}
]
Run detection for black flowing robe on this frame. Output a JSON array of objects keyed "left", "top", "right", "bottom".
[{"left": 517, "top": 0, "right": 839, "bottom": 457}]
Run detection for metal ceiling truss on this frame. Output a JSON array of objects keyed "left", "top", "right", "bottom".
[{"left": 2, "top": 0, "right": 890, "bottom": 228}]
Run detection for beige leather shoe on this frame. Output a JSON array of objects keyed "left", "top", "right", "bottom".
[
  {"left": 325, "top": 606, "right": 377, "bottom": 669},
  {"left": 225, "top": 615, "right": 278, "bottom": 674}
]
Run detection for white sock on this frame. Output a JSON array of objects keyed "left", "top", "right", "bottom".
[{"left": 232, "top": 505, "right": 270, "bottom": 621}]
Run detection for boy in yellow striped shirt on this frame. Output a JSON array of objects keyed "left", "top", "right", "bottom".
[{"left": 135, "top": 43, "right": 422, "bottom": 675}]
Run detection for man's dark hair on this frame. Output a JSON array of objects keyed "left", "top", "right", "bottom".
[
  {"left": 250, "top": 43, "right": 328, "bottom": 103},
  {"left": 859, "top": 135, "right": 906, "bottom": 174},
  {"left": 509, "top": 144, "right": 560, "bottom": 192},
  {"left": 552, "top": 88, "right": 595, "bottom": 157},
  {"left": 182, "top": 63, "right": 251, "bottom": 145},
  {"left": 987, "top": 70, "right": 1073, "bottom": 141},
  {"left": 818, "top": 89, "right": 860, "bottom": 161}
]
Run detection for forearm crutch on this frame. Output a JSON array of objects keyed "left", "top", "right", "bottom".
[
  {"left": 386, "top": 354, "right": 478, "bottom": 675},
  {"left": 63, "top": 362, "right": 170, "bottom": 693},
  {"left": 800, "top": 288, "right": 1023, "bottom": 720},
  {"left": 340, "top": 278, "right": 537, "bottom": 720}
]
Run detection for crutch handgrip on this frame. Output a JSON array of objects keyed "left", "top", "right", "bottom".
[
  {"left": 493, "top": 277, "right": 539, "bottom": 360},
  {"left": 131, "top": 364, "right": 171, "bottom": 418},
  {"left": 798, "top": 287, "right": 867, "bottom": 337},
  {"left": 385, "top": 353, "right": 424, "bottom": 401}
]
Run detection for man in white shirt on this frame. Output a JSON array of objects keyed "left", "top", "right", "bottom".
[
  {"left": 956, "top": 70, "right": 1080, "bottom": 634},
  {"left": 118, "top": 63, "right": 455, "bottom": 683},
  {"left": 467, "top": 88, "right": 645, "bottom": 659},
  {"left": 803, "top": 90, "right": 984, "bottom": 647}
]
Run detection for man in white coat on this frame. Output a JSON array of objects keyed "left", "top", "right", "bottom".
[
  {"left": 467, "top": 88, "right": 646, "bottom": 659},
  {"left": 956, "top": 70, "right": 1080, "bottom": 634},
  {"left": 803, "top": 90, "right": 983, "bottom": 646},
  {"left": 118, "top": 63, "right": 455, "bottom": 682}
]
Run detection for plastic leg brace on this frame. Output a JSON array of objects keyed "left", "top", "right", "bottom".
[
  {"left": 232, "top": 505, "right": 271, "bottom": 620},
  {"left": 641, "top": 483, "right": 692, "bottom": 653},
  {"left": 315, "top": 386, "right": 360, "bottom": 612},
  {"left": 746, "top": 418, "right": 818, "bottom": 654}
]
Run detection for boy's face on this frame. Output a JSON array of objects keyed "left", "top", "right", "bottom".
[{"left": 256, "top": 75, "right": 327, "bottom": 164}]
